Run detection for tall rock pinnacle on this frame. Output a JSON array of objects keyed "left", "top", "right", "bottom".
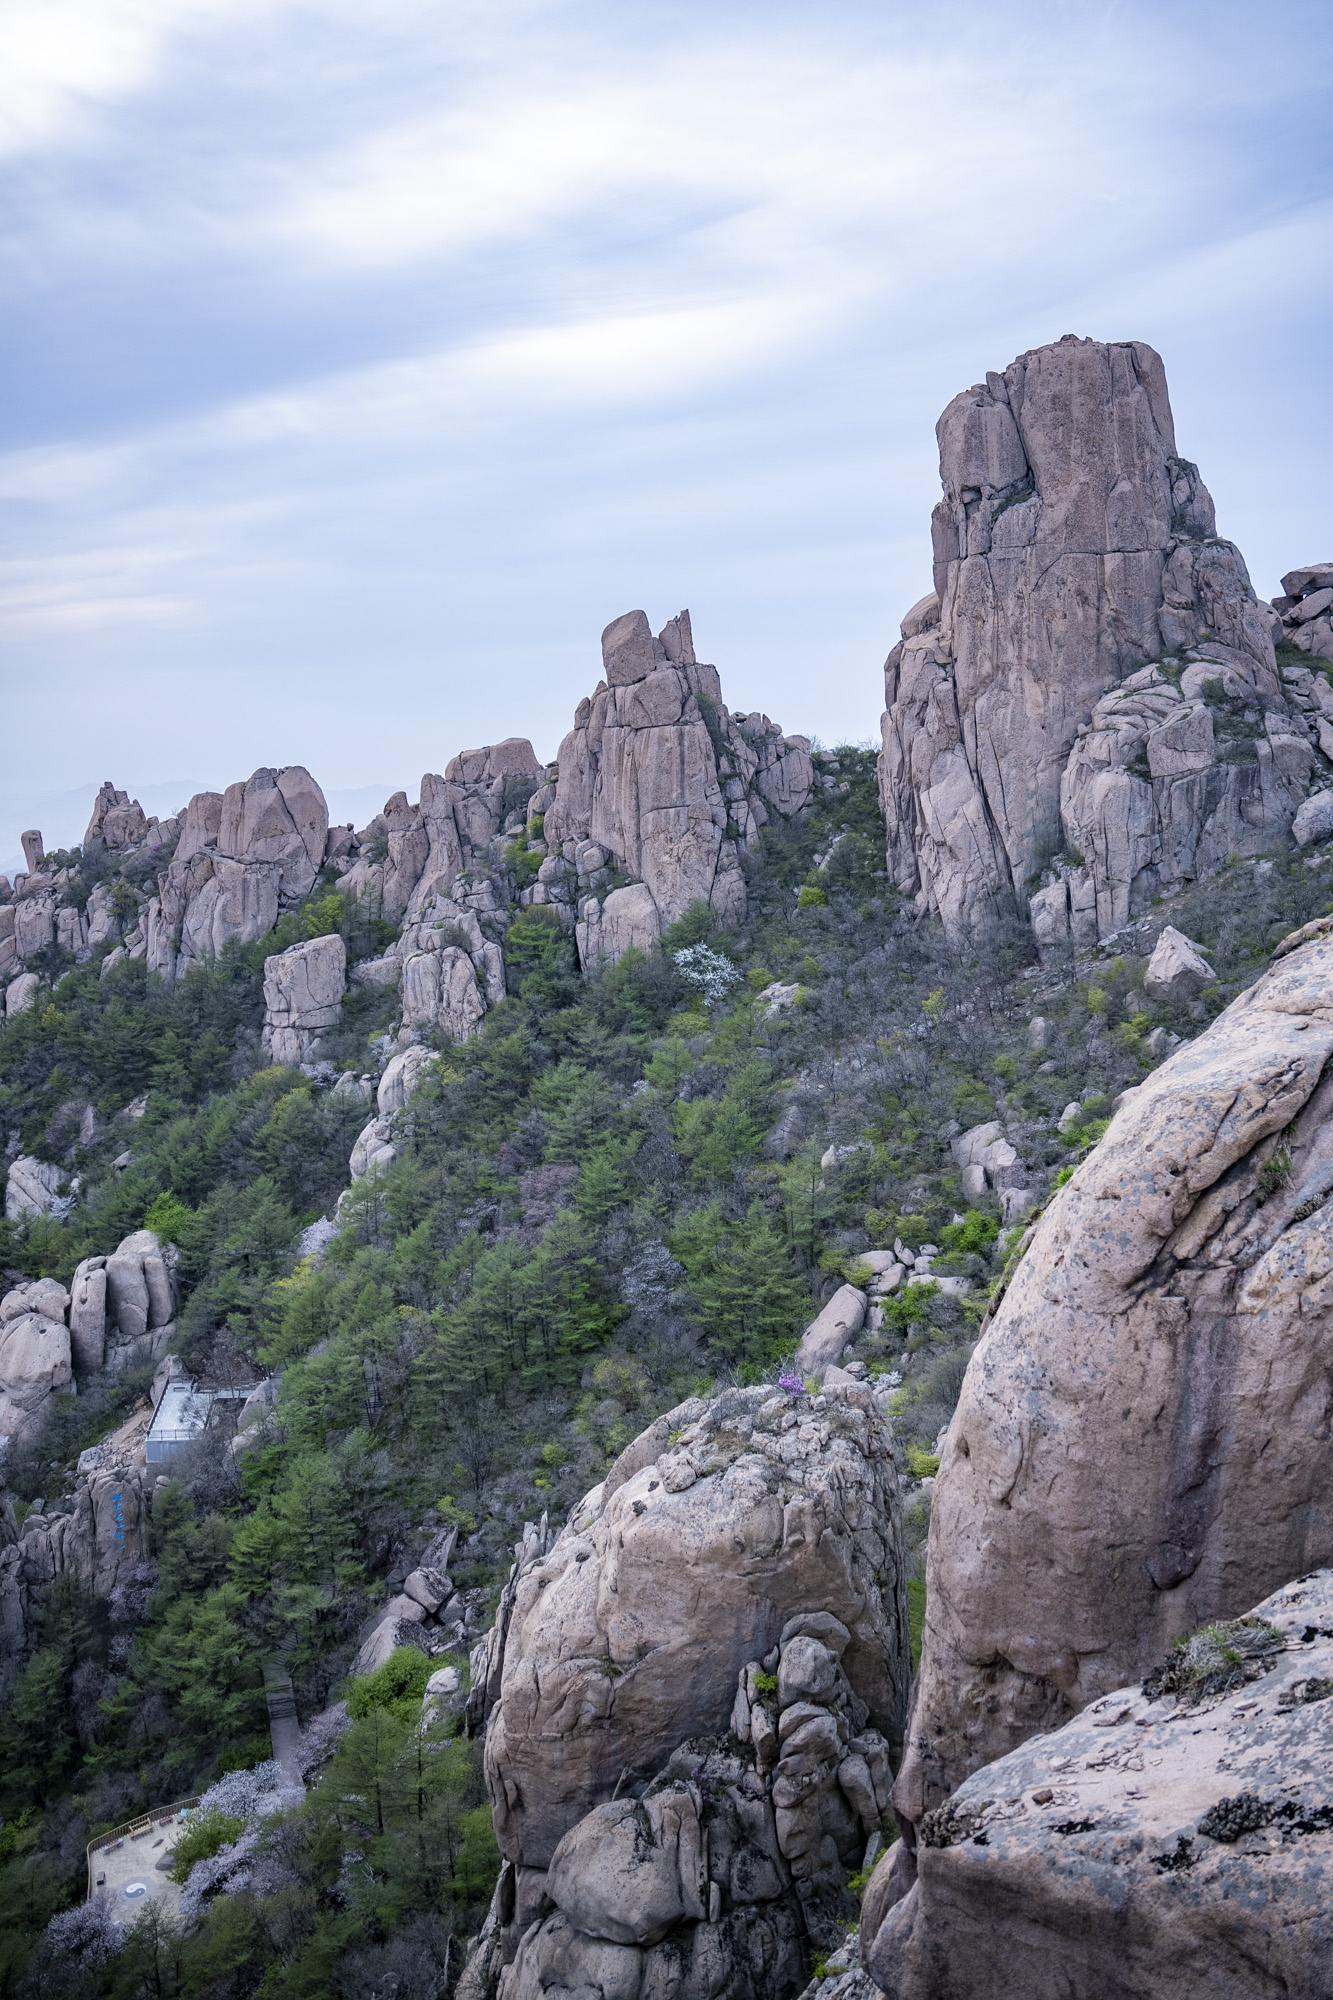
[{"left": 878, "top": 335, "right": 1314, "bottom": 942}]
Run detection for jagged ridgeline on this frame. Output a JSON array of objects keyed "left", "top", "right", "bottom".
[{"left": 3, "top": 337, "right": 1333, "bottom": 2000}]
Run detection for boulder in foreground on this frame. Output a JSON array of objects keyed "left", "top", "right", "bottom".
[
  {"left": 895, "top": 919, "right": 1333, "bottom": 1853},
  {"left": 461, "top": 1379, "right": 910, "bottom": 2000},
  {"left": 867, "top": 1569, "right": 1333, "bottom": 2000}
]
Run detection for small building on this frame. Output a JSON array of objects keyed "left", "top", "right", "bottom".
[{"left": 145, "top": 1380, "right": 257, "bottom": 1464}]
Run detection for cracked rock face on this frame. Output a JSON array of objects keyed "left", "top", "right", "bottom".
[
  {"left": 892, "top": 925, "right": 1333, "bottom": 1869},
  {"left": 156, "top": 766, "right": 330, "bottom": 979},
  {"left": 261, "top": 932, "right": 346, "bottom": 1065},
  {"left": 867, "top": 1570, "right": 1333, "bottom": 2000},
  {"left": 1, "top": 1403, "right": 155, "bottom": 1657},
  {"left": 335, "top": 748, "right": 542, "bottom": 928},
  {"left": 0, "top": 1304, "right": 71, "bottom": 1442},
  {"left": 878, "top": 336, "right": 1312, "bottom": 943},
  {"left": 545, "top": 610, "right": 813, "bottom": 967},
  {"left": 463, "top": 1382, "right": 909, "bottom": 2000}
]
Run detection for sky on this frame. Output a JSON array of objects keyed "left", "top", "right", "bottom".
[{"left": 2, "top": 0, "right": 1331, "bottom": 874}]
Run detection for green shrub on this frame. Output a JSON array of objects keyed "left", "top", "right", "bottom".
[
  {"left": 796, "top": 885, "right": 826, "bottom": 908},
  {"left": 905, "top": 1445, "right": 940, "bottom": 1479},
  {"left": 504, "top": 839, "right": 543, "bottom": 890},
  {"left": 939, "top": 1210, "right": 998, "bottom": 1255},
  {"left": 143, "top": 1191, "right": 195, "bottom": 1245},
  {"left": 169, "top": 1807, "right": 245, "bottom": 1883},
  {"left": 346, "top": 1646, "right": 434, "bottom": 1718},
  {"left": 882, "top": 1280, "right": 937, "bottom": 1332}
]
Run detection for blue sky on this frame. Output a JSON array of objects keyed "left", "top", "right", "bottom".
[{"left": 3, "top": 0, "right": 1331, "bottom": 872}]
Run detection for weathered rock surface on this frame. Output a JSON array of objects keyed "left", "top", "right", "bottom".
[
  {"left": 465, "top": 1381, "right": 909, "bottom": 1999},
  {"left": 155, "top": 766, "right": 329, "bottom": 979},
  {"left": 546, "top": 610, "right": 813, "bottom": 966},
  {"left": 868, "top": 1569, "right": 1333, "bottom": 2000},
  {"left": 3, "top": 1155, "right": 64, "bottom": 1221},
  {"left": 335, "top": 747, "right": 541, "bottom": 928},
  {"left": 1274, "top": 560, "right": 1333, "bottom": 665},
  {"left": 878, "top": 337, "right": 1317, "bottom": 943},
  {"left": 261, "top": 933, "right": 346, "bottom": 1065},
  {"left": 0, "top": 1306, "right": 72, "bottom": 1442},
  {"left": 0, "top": 1402, "right": 156, "bottom": 1661},
  {"left": 400, "top": 944, "right": 487, "bottom": 1044},
  {"left": 891, "top": 922, "right": 1333, "bottom": 1875}
]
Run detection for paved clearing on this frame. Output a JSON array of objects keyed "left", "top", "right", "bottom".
[{"left": 92, "top": 1810, "right": 189, "bottom": 1921}]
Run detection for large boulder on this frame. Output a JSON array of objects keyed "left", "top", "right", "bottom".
[
  {"left": 466, "top": 1381, "right": 909, "bottom": 1997},
  {"left": 261, "top": 932, "right": 346, "bottom": 1064},
  {"left": 69, "top": 1230, "right": 179, "bottom": 1376},
  {"left": 1292, "top": 787, "right": 1333, "bottom": 846},
  {"left": 0, "top": 1305, "right": 71, "bottom": 1442},
  {"left": 349, "top": 1117, "right": 396, "bottom": 1182},
  {"left": 0, "top": 1280, "right": 70, "bottom": 1327},
  {"left": 878, "top": 336, "right": 1309, "bottom": 943},
  {"left": 376, "top": 1044, "right": 436, "bottom": 1116},
  {"left": 5, "top": 972, "right": 40, "bottom": 1017},
  {"left": 575, "top": 882, "right": 662, "bottom": 969},
  {"left": 890, "top": 921, "right": 1333, "bottom": 1886},
  {"left": 546, "top": 610, "right": 812, "bottom": 968},
  {"left": 1274, "top": 559, "right": 1333, "bottom": 664},
  {"left": 867, "top": 1569, "right": 1333, "bottom": 2000},
  {"left": 1143, "top": 924, "right": 1215, "bottom": 1001},
  {"left": 444, "top": 739, "right": 543, "bottom": 788},
  {"left": 793, "top": 1285, "right": 867, "bottom": 1379},
  {"left": 950, "top": 1120, "right": 1026, "bottom": 1205},
  {"left": 68, "top": 1262, "right": 108, "bottom": 1379}
]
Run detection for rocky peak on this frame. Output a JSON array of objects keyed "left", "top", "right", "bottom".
[
  {"left": 83, "top": 781, "right": 149, "bottom": 852},
  {"left": 543, "top": 608, "right": 812, "bottom": 966},
  {"left": 879, "top": 336, "right": 1314, "bottom": 944},
  {"left": 152, "top": 764, "right": 331, "bottom": 981}
]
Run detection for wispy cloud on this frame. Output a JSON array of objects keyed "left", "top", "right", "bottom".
[{"left": 2, "top": 0, "right": 1330, "bottom": 807}]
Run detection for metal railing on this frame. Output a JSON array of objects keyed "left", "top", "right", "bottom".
[{"left": 86, "top": 1797, "right": 200, "bottom": 1899}]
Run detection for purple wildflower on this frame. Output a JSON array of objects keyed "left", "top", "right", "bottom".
[{"left": 777, "top": 1373, "right": 805, "bottom": 1398}]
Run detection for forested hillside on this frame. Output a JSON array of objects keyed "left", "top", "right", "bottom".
[{"left": 3, "top": 737, "right": 1332, "bottom": 1999}]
